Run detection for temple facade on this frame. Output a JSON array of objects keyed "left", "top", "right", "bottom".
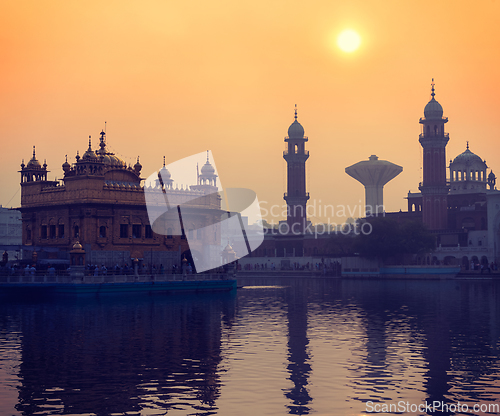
[{"left": 18, "top": 131, "right": 222, "bottom": 270}]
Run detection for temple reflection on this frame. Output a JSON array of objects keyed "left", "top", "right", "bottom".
[
  {"left": 2, "top": 278, "right": 500, "bottom": 416},
  {"left": 11, "top": 293, "right": 235, "bottom": 415}
]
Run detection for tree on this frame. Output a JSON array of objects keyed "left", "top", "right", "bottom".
[
  {"left": 353, "top": 217, "right": 402, "bottom": 261},
  {"left": 399, "top": 220, "right": 435, "bottom": 256},
  {"left": 327, "top": 232, "right": 356, "bottom": 256},
  {"left": 352, "top": 218, "right": 435, "bottom": 264}
]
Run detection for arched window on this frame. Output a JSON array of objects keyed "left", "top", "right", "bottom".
[
  {"left": 74, "top": 225, "right": 79, "bottom": 238},
  {"left": 132, "top": 224, "right": 141, "bottom": 239},
  {"left": 99, "top": 226, "right": 106, "bottom": 238}
]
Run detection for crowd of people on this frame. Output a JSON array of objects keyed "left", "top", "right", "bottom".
[{"left": 240, "top": 260, "right": 342, "bottom": 275}]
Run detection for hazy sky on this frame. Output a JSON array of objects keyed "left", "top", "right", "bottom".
[{"left": 1, "top": 0, "right": 499, "bottom": 225}]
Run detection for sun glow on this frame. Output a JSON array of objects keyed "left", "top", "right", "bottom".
[{"left": 337, "top": 29, "right": 361, "bottom": 53}]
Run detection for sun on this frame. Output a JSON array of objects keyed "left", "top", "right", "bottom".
[{"left": 337, "top": 29, "right": 361, "bottom": 53}]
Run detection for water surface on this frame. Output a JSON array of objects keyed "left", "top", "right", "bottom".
[{"left": 1, "top": 277, "right": 500, "bottom": 415}]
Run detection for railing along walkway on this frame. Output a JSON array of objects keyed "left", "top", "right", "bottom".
[{"left": 0, "top": 273, "right": 230, "bottom": 284}]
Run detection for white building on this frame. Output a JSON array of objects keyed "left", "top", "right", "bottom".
[{"left": 0, "top": 206, "right": 22, "bottom": 262}]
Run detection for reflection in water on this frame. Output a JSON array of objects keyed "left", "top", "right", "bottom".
[
  {"left": 346, "top": 280, "right": 500, "bottom": 415},
  {"left": 3, "top": 293, "right": 236, "bottom": 415},
  {"left": 1, "top": 279, "right": 500, "bottom": 415},
  {"left": 284, "top": 280, "right": 312, "bottom": 414}
]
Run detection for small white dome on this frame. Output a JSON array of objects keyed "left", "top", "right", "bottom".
[
  {"left": 159, "top": 165, "right": 171, "bottom": 179},
  {"left": 451, "top": 145, "right": 486, "bottom": 167},
  {"left": 201, "top": 161, "right": 215, "bottom": 174}
]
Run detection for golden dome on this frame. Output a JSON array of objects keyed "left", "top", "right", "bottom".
[
  {"left": 72, "top": 241, "right": 84, "bottom": 251},
  {"left": 82, "top": 138, "right": 98, "bottom": 161},
  {"left": 62, "top": 155, "right": 71, "bottom": 173},
  {"left": 27, "top": 146, "right": 41, "bottom": 168}
]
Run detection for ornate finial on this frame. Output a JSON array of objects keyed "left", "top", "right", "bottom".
[
  {"left": 466, "top": 141, "right": 469, "bottom": 150},
  {"left": 488, "top": 169, "right": 496, "bottom": 190},
  {"left": 88, "top": 136, "right": 92, "bottom": 150},
  {"left": 431, "top": 78, "right": 435, "bottom": 98},
  {"left": 137, "top": 156, "right": 140, "bottom": 163},
  {"left": 43, "top": 159, "right": 47, "bottom": 167},
  {"left": 206, "top": 150, "right": 209, "bottom": 162},
  {"left": 294, "top": 104, "right": 297, "bottom": 120},
  {"left": 98, "top": 130, "right": 106, "bottom": 153},
  {"left": 32, "top": 146, "right": 36, "bottom": 159},
  {"left": 163, "top": 156, "right": 165, "bottom": 167},
  {"left": 65, "top": 155, "right": 68, "bottom": 162}
]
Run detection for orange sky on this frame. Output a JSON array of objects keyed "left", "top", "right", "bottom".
[{"left": 1, "top": 0, "right": 499, "bottom": 225}]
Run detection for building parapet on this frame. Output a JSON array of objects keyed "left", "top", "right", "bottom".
[{"left": 435, "top": 245, "right": 488, "bottom": 252}]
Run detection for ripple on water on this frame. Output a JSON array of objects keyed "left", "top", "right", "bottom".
[{"left": 1, "top": 279, "right": 500, "bottom": 415}]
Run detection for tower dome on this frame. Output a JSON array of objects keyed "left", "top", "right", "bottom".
[
  {"left": 159, "top": 156, "right": 171, "bottom": 179},
  {"left": 423, "top": 81, "right": 443, "bottom": 119},
  {"left": 424, "top": 99, "right": 443, "bottom": 119},
  {"left": 62, "top": 155, "right": 71, "bottom": 173},
  {"left": 82, "top": 138, "right": 97, "bottom": 160},
  {"left": 134, "top": 156, "right": 142, "bottom": 174},
  {"left": 449, "top": 142, "right": 488, "bottom": 193},
  {"left": 159, "top": 165, "right": 171, "bottom": 179},
  {"left": 287, "top": 107, "right": 305, "bottom": 139},
  {"left": 158, "top": 156, "right": 173, "bottom": 189},
  {"left": 27, "top": 146, "right": 41, "bottom": 168},
  {"left": 196, "top": 151, "right": 217, "bottom": 188},
  {"left": 451, "top": 143, "right": 486, "bottom": 167},
  {"left": 201, "top": 159, "right": 215, "bottom": 174}
]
